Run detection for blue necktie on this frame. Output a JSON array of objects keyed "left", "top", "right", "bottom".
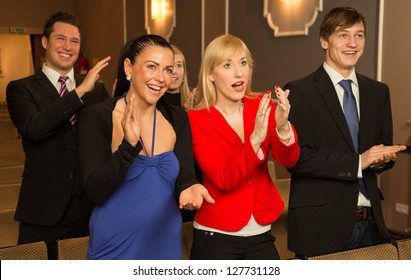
[{"left": 339, "top": 79, "right": 369, "bottom": 199}]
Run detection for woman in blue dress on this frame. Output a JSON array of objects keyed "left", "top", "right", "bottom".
[{"left": 78, "top": 35, "right": 214, "bottom": 260}]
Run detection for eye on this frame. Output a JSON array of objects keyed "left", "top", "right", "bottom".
[
  {"left": 176, "top": 63, "right": 183, "bottom": 69},
  {"left": 241, "top": 60, "right": 247, "bottom": 66},
  {"left": 71, "top": 39, "right": 80, "bottom": 45},
  {"left": 147, "top": 64, "right": 156, "bottom": 70},
  {"left": 165, "top": 68, "right": 173, "bottom": 75},
  {"left": 223, "top": 62, "right": 231, "bottom": 69}
]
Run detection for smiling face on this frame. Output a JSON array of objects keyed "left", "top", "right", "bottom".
[
  {"left": 209, "top": 51, "right": 250, "bottom": 104},
  {"left": 320, "top": 22, "right": 365, "bottom": 77},
  {"left": 125, "top": 45, "right": 174, "bottom": 105},
  {"left": 41, "top": 22, "right": 80, "bottom": 75},
  {"left": 168, "top": 53, "right": 185, "bottom": 93}
]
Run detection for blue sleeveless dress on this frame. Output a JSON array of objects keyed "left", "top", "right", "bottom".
[{"left": 87, "top": 104, "right": 183, "bottom": 260}]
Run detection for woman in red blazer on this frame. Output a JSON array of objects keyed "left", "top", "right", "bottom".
[{"left": 188, "top": 34, "right": 300, "bottom": 259}]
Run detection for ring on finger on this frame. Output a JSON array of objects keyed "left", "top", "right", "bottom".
[{"left": 258, "top": 112, "right": 263, "bottom": 117}]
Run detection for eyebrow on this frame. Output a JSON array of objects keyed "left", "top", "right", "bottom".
[
  {"left": 145, "top": 60, "right": 173, "bottom": 67},
  {"left": 53, "top": 34, "right": 80, "bottom": 40},
  {"left": 336, "top": 28, "right": 365, "bottom": 33},
  {"left": 146, "top": 60, "right": 159, "bottom": 65},
  {"left": 225, "top": 56, "right": 247, "bottom": 62}
]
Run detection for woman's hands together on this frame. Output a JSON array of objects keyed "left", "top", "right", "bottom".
[
  {"left": 121, "top": 94, "right": 141, "bottom": 147},
  {"left": 250, "top": 86, "right": 292, "bottom": 150}
]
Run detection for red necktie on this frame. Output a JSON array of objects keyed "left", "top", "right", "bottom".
[{"left": 58, "top": 76, "right": 76, "bottom": 125}]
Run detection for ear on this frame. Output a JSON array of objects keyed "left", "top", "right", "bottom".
[
  {"left": 41, "top": 36, "right": 48, "bottom": 50},
  {"left": 208, "top": 72, "right": 215, "bottom": 82},
  {"left": 124, "top": 58, "right": 132, "bottom": 77},
  {"left": 320, "top": 37, "right": 328, "bottom": 50}
]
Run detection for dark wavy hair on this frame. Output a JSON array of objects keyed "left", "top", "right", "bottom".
[
  {"left": 113, "top": 34, "right": 174, "bottom": 98},
  {"left": 42, "top": 11, "right": 80, "bottom": 39}
]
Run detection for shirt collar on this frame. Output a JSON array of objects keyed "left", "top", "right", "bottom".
[
  {"left": 42, "top": 63, "right": 75, "bottom": 88},
  {"left": 323, "top": 62, "right": 358, "bottom": 88}
]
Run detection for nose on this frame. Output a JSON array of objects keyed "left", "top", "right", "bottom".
[
  {"left": 62, "top": 39, "right": 72, "bottom": 50},
  {"left": 155, "top": 70, "right": 165, "bottom": 83},
  {"left": 347, "top": 35, "right": 357, "bottom": 47},
  {"left": 234, "top": 64, "right": 243, "bottom": 78}
]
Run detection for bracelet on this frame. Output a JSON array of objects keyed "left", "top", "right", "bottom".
[{"left": 276, "top": 121, "right": 292, "bottom": 142}]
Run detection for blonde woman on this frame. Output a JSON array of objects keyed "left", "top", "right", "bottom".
[
  {"left": 188, "top": 34, "right": 300, "bottom": 259},
  {"left": 162, "top": 45, "right": 197, "bottom": 109}
]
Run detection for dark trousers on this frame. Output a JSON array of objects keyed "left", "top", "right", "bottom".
[
  {"left": 190, "top": 228, "right": 280, "bottom": 260},
  {"left": 344, "top": 217, "right": 380, "bottom": 250},
  {"left": 295, "top": 216, "right": 380, "bottom": 260},
  {"left": 18, "top": 193, "right": 94, "bottom": 259}
]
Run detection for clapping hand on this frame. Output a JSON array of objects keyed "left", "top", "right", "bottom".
[
  {"left": 75, "top": 56, "right": 111, "bottom": 97},
  {"left": 121, "top": 94, "right": 141, "bottom": 147},
  {"left": 361, "top": 144, "right": 407, "bottom": 169},
  {"left": 274, "top": 86, "right": 291, "bottom": 129},
  {"left": 250, "top": 90, "right": 272, "bottom": 147}
]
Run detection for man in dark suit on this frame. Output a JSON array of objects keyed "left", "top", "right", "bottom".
[
  {"left": 6, "top": 11, "right": 111, "bottom": 259},
  {"left": 284, "top": 6, "right": 406, "bottom": 258}
]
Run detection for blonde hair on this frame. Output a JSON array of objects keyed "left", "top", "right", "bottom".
[
  {"left": 194, "top": 34, "right": 254, "bottom": 110},
  {"left": 171, "top": 45, "right": 192, "bottom": 109}
]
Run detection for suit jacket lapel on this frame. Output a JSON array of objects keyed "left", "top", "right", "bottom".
[
  {"left": 314, "top": 67, "right": 357, "bottom": 152},
  {"left": 357, "top": 74, "right": 372, "bottom": 153},
  {"left": 209, "top": 106, "right": 244, "bottom": 149},
  {"left": 34, "top": 69, "right": 60, "bottom": 100}
]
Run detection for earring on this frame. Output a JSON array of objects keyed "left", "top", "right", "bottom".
[{"left": 126, "top": 76, "right": 131, "bottom": 81}]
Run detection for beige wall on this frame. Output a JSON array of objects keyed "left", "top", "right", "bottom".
[
  {"left": 0, "top": 0, "right": 75, "bottom": 30},
  {"left": 381, "top": 1, "right": 411, "bottom": 145},
  {"left": 380, "top": 0, "right": 411, "bottom": 235},
  {"left": 0, "top": 34, "right": 34, "bottom": 102},
  {"left": 75, "top": 0, "right": 124, "bottom": 95}
]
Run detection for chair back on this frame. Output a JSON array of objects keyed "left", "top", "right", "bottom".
[
  {"left": 0, "top": 241, "right": 48, "bottom": 260},
  {"left": 57, "top": 236, "right": 89, "bottom": 260},
  {"left": 396, "top": 238, "right": 411, "bottom": 260},
  {"left": 0, "top": 208, "right": 19, "bottom": 247},
  {"left": 181, "top": 221, "right": 193, "bottom": 260},
  {"left": 308, "top": 243, "right": 398, "bottom": 260}
]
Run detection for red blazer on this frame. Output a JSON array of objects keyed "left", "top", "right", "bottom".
[{"left": 188, "top": 95, "right": 300, "bottom": 231}]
